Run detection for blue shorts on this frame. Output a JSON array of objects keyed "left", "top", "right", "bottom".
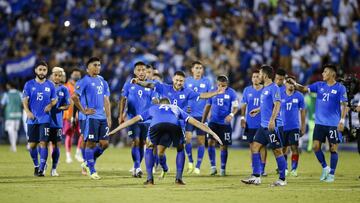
[
  {"left": 283, "top": 129, "right": 300, "bottom": 146},
  {"left": 208, "top": 122, "right": 232, "bottom": 146},
  {"left": 253, "top": 127, "right": 283, "bottom": 149},
  {"left": 313, "top": 124, "right": 340, "bottom": 144},
  {"left": 128, "top": 122, "right": 149, "bottom": 140},
  {"left": 149, "top": 123, "right": 184, "bottom": 148},
  {"left": 79, "top": 119, "right": 86, "bottom": 135},
  {"left": 242, "top": 128, "right": 258, "bottom": 143},
  {"left": 48, "top": 128, "right": 62, "bottom": 143},
  {"left": 185, "top": 117, "right": 205, "bottom": 135},
  {"left": 277, "top": 126, "right": 285, "bottom": 145},
  {"left": 84, "top": 118, "right": 109, "bottom": 142},
  {"left": 27, "top": 123, "right": 50, "bottom": 143}
]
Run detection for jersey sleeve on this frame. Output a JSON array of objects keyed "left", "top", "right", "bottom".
[
  {"left": 63, "top": 87, "right": 71, "bottom": 106},
  {"left": 121, "top": 81, "right": 130, "bottom": 97},
  {"left": 103, "top": 80, "right": 110, "bottom": 97},
  {"left": 75, "top": 78, "right": 85, "bottom": 96},
  {"left": 298, "top": 93, "right": 305, "bottom": 109},
  {"left": 154, "top": 82, "right": 165, "bottom": 95},
  {"left": 308, "top": 82, "right": 319, "bottom": 93},
  {"left": 241, "top": 87, "right": 248, "bottom": 104},
  {"left": 339, "top": 84, "right": 348, "bottom": 103},
  {"left": 139, "top": 109, "right": 151, "bottom": 121},
  {"left": 231, "top": 89, "right": 239, "bottom": 107},
  {"left": 178, "top": 107, "right": 190, "bottom": 122},
  {"left": 22, "top": 81, "right": 31, "bottom": 99},
  {"left": 272, "top": 85, "right": 281, "bottom": 103},
  {"left": 50, "top": 82, "right": 57, "bottom": 101},
  {"left": 187, "top": 88, "right": 200, "bottom": 101}
]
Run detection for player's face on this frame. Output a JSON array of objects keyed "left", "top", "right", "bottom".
[
  {"left": 61, "top": 71, "right": 66, "bottom": 83},
  {"left": 285, "top": 79, "right": 295, "bottom": 92},
  {"left": 52, "top": 71, "right": 62, "bottom": 84},
  {"left": 322, "top": 68, "right": 335, "bottom": 81},
  {"left": 259, "top": 69, "right": 266, "bottom": 83},
  {"left": 134, "top": 65, "right": 146, "bottom": 81},
  {"left": 145, "top": 68, "right": 154, "bottom": 80},
  {"left": 87, "top": 61, "right": 101, "bottom": 75},
  {"left": 275, "top": 74, "right": 285, "bottom": 86},
  {"left": 252, "top": 73, "right": 261, "bottom": 85},
  {"left": 35, "top": 65, "right": 48, "bottom": 80},
  {"left": 71, "top": 71, "right": 81, "bottom": 81},
  {"left": 173, "top": 75, "right": 185, "bottom": 90},
  {"left": 191, "top": 64, "right": 204, "bottom": 79},
  {"left": 217, "top": 81, "right": 228, "bottom": 91}
]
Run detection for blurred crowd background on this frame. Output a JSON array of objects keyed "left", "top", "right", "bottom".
[{"left": 0, "top": 0, "right": 359, "bottom": 148}]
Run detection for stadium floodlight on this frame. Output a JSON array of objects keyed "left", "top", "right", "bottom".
[
  {"left": 64, "top": 20, "right": 70, "bottom": 27},
  {"left": 102, "top": 20, "right": 108, "bottom": 26},
  {"left": 88, "top": 19, "right": 96, "bottom": 29}
]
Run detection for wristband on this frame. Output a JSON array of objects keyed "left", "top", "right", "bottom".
[
  {"left": 229, "top": 113, "right": 234, "bottom": 117},
  {"left": 340, "top": 119, "right": 345, "bottom": 124},
  {"left": 240, "top": 116, "right": 245, "bottom": 120}
]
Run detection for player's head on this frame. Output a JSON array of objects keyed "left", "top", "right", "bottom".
[
  {"left": 145, "top": 64, "right": 154, "bottom": 80},
  {"left": 133, "top": 61, "right": 146, "bottom": 81},
  {"left": 259, "top": 65, "right": 274, "bottom": 82},
  {"left": 190, "top": 61, "right": 204, "bottom": 79},
  {"left": 275, "top": 68, "right": 287, "bottom": 86},
  {"left": 153, "top": 72, "right": 162, "bottom": 82},
  {"left": 70, "top": 68, "right": 82, "bottom": 82},
  {"left": 173, "top": 71, "right": 186, "bottom": 90},
  {"left": 51, "top": 67, "right": 64, "bottom": 85},
  {"left": 34, "top": 60, "right": 49, "bottom": 80},
  {"left": 322, "top": 64, "right": 337, "bottom": 81},
  {"left": 251, "top": 70, "right": 261, "bottom": 85},
  {"left": 159, "top": 97, "right": 171, "bottom": 104},
  {"left": 61, "top": 70, "right": 66, "bottom": 84},
  {"left": 285, "top": 75, "right": 296, "bottom": 92},
  {"left": 216, "top": 75, "right": 229, "bottom": 90},
  {"left": 6, "top": 81, "right": 15, "bottom": 90},
  {"left": 86, "top": 57, "right": 101, "bottom": 76}
]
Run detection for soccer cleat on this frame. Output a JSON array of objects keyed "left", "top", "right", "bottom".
[
  {"left": 270, "top": 179, "right": 287, "bottom": 187},
  {"left": 194, "top": 168, "right": 200, "bottom": 175},
  {"left": 90, "top": 172, "right": 101, "bottom": 180},
  {"left": 220, "top": 169, "right": 226, "bottom": 176},
  {"left": 261, "top": 172, "right": 268, "bottom": 177},
  {"left": 129, "top": 168, "right": 135, "bottom": 174},
  {"left": 159, "top": 170, "right": 167, "bottom": 180},
  {"left": 66, "top": 156, "right": 73, "bottom": 164},
  {"left": 81, "top": 162, "right": 90, "bottom": 176},
  {"left": 285, "top": 169, "right": 289, "bottom": 177},
  {"left": 241, "top": 176, "right": 261, "bottom": 185},
  {"left": 34, "top": 166, "right": 39, "bottom": 176},
  {"left": 37, "top": 170, "right": 45, "bottom": 177},
  {"left": 324, "top": 174, "right": 335, "bottom": 183},
  {"left": 175, "top": 179, "right": 186, "bottom": 185},
  {"left": 51, "top": 169, "right": 59, "bottom": 177},
  {"left": 210, "top": 166, "right": 217, "bottom": 176},
  {"left": 290, "top": 169, "right": 298, "bottom": 177},
  {"left": 75, "top": 152, "right": 84, "bottom": 162},
  {"left": 144, "top": 179, "right": 154, "bottom": 185},
  {"left": 320, "top": 166, "right": 330, "bottom": 181},
  {"left": 133, "top": 168, "right": 143, "bottom": 178},
  {"left": 187, "top": 162, "right": 194, "bottom": 174}
]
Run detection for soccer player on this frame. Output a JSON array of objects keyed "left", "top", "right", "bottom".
[
  {"left": 22, "top": 61, "right": 57, "bottom": 176},
  {"left": 109, "top": 98, "right": 223, "bottom": 185},
  {"left": 241, "top": 65, "right": 287, "bottom": 186},
  {"left": 281, "top": 76, "right": 306, "bottom": 177},
  {"left": 202, "top": 75, "right": 239, "bottom": 176},
  {"left": 287, "top": 64, "right": 347, "bottom": 182},
  {"left": 63, "top": 68, "right": 84, "bottom": 163},
  {"left": 1, "top": 82, "right": 22, "bottom": 152},
  {"left": 184, "top": 61, "right": 212, "bottom": 174},
  {"left": 240, "top": 70, "right": 267, "bottom": 175},
  {"left": 118, "top": 62, "right": 157, "bottom": 177},
  {"left": 49, "top": 67, "right": 70, "bottom": 176},
  {"left": 72, "top": 57, "right": 112, "bottom": 180}
]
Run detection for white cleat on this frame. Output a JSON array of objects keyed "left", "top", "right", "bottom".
[
  {"left": 66, "top": 157, "right": 73, "bottom": 164},
  {"left": 75, "top": 153, "right": 84, "bottom": 162},
  {"left": 51, "top": 169, "right": 59, "bottom": 177},
  {"left": 194, "top": 168, "right": 200, "bottom": 175},
  {"left": 241, "top": 176, "right": 261, "bottom": 185},
  {"left": 270, "top": 179, "right": 287, "bottom": 187}
]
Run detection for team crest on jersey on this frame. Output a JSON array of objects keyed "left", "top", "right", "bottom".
[
  {"left": 320, "top": 88, "right": 324, "bottom": 92},
  {"left": 248, "top": 93, "right": 253, "bottom": 97},
  {"left": 91, "top": 83, "right": 95, "bottom": 86},
  {"left": 179, "top": 94, "right": 185, "bottom": 99},
  {"left": 131, "top": 86, "right": 135, "bottom": 90},
  {"left": 76, "top": 86, "right": 80, "bottom": 89},
  {"left": 31, "top": 87, "right": 36, "bottom": 91},
  {"left": 200, "top": 83, "right": 206, "bottom": 88},
  {"left": 224, "top": 94, "right": 230, "bottom": 99},
  {"left": 45, "top": 87, "right": 50, "bottom": 92},
  {"left": 188, "top": 84, "right": 193, "bottom": 88},
  {"left": 331, "top": 89, "right": 337, "bottom": 94},
  {"left": 292, "top": 98, "right": 298, "bottom": 103},
  {"left": 145, "top": 88, "right": 150, "bottom": 91},
  {"left": 59, "top": 92, "right": 64, "bottom": 96},
  {"left": 264, "top": 91, "right": 269, "bottom": 95}
]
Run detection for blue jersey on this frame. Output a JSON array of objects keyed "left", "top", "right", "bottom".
[
  {"left": 241, "top": 85, "right": 262, "bottom": 129},
  {"left": 122, "top": 80, "right": 157, "bottom": 119},
  {"left": 185, "top": 77, "right": 212, "bottom": 117},
  {"left": 208, "top": 87, "right": 238, "bottom": 125},
  {"left": 281, "top": 91, "right": 305, "bottom": 131},
  {"left": 308, "top": 81, "right": 347, "bottom": 127},
  {"left": 75, "top": 75, "right": 110, "bottom": 119},
  {"left": 154, "top": 82, "right": 200, "bottom": 110},
  {"left": 78, "top": 93, "right": 87, "bottom": 121},
  {"left": 260, "top": 83, "right": 281, "bottom": 128},
  {"left": 23, "top": 79, "right": 57, "bottom": 124},
  {"left": 50, "top": 85, "right": 70, "bottom": 128},
  {"left": 276, "top": 85, "right": 286, "bottom": 127},
  {"left": 140, "top": 104, "right": 190, "bottom": 127}
]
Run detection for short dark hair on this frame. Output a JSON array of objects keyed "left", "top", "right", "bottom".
[
  {"left": 217, "top": 75, "right": 229, "bottom": 83},
  {"left": 159, "top": 97, "right": 171, "bottom": 104},
  {"left": 71, "top": 68, "right": 82, "bottom": 74},
  {"left": 86, "top": 57, "right": 100, "bottom": 67},
  {"left": 276, "top": 68, "right": 287, "bottom": 76},
  {"left": 146, "top": 64, "right": 153, "bottom": 69},
  {"left": 286, "top": 74, "right": 296, "bottom": 81},
  {"left": 174, "top": 70, "right": 186, "bottom": 78},
  {"left": 154, "top": 73, "right": 162, "bottom": 79},
  {"left": 323, "top": 64, "right": 337, "bottom": 74},
  {"left": 35, "top": 60, "right": 48, "bottom": 69},
  {"left": 191, "top": 61, "right": 203, "bottom": 68},
  {"left": 252, "top": 70, "right": 260, "bottom": 74},
  {"left": 134, "top": 61, "right": 146, "bottom": 69},
  {"left": 260, "top": 65, "right": 274, "bottom": 78}
]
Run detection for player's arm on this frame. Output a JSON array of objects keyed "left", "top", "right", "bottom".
[
  {"left": 201, "top": 104, "right": 211, "bottom": 123},
  {"left": 132, "top": 78, "right": 155, "bottom": 88},
  {"left": 337, "top": 102, "right": 347, "bottom": 132},
  {"left": 58, "top": 104, "right": 70, "bottom": 111},
  {"left": 118, "top": 96, "right": 126, "bottom": 124},
  {"left": 249, "top": 107, "right": 260, "bottom": 117},
  {"left": 109, "top": 115, "right": 142, "bottom": 135},
  {"left": 22, "top": 97, "right": 34, "bottom": 120},
  {"left": 188, "top": 117, "right": 223, "bottom": 145},
  {"left": 240, "top": 103, "right": 247, "bottom": 128},
  {"left": 287, "top": 78, "right": 309, "bottom": 94},
  {"left": 300, "top": 109, "right": 306, "bottom": 135},
  {"left": 225, "top": 100, "right": 239, "bottom": 123},
  {"left": 44, "top": 98, "right": 58, "bottom": 112},
  {"left": 104, "top": 95, "right": 112, "bottom": 128},
  {"left": 199, "top": 88, "right": 225, "bottom": 99},
  {"left": 71, "top": 93, "right": 95, "bottom": 115},
  {"left": 269, "top": 101, "right": 281, "bottom": 131}
]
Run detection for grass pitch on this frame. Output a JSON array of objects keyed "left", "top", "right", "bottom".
[{"left": 0, "top": 145, "right": 359, "bottom": 203}]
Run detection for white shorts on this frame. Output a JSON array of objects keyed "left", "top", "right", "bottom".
[{"left": 5, "top": 120, "right": 20, "bottom": 132}]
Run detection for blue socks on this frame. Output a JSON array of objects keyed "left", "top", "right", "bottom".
[
  {"left": 145, "top": 148, "right": 154, "bottom": 181},
  {"left": 85, "top": 148, "right": 96, "bottom": 174},
  {"left": 159, "top": 154, "right": 168, "bottom": 172},
  {"left": 315, "top": 150, "right": 327, "bottom": 168},
  {"left": 284, "top": 154, "right": 288, "bottom": 170},
  {"left": 39, "top": 147, "right": 48, "bottom": 171},
  {"left": 330, "top": 152, "right": 338, "bottom": 175},
  {"left": 139, "top": 147, "right": 144, "bottom": 164},
  {"left": 29, "top": 147, "right": 39, "bottom": 167},
  {"left": 196, "top": 145, "right": 205, "bottom": 169},
  {"left": 52, "top": 147, "right": 60, "bottom": 170},
  {"left": 176, "top": 150, "right": 185, "bottom": 180},
  {"left": 220, "top": 150, "right": 228, "bottom": 170},
  {"left": 252, "top": 153, "right": 261, "bottom": 176},
  {"left": 132, "top": 146, "right": 141, "bottom": 169},
  {"left": 276, "top": 155, "right": 287, "bottom": 181},
  {"left": 208, "top": 146, "right": 216, "bottom": 167},
  {"left": 185, "top": 143, "right": 193, "bottom": 163},
  {"left": 94, "top": 145, "right": 104, "bottom": 161},
  {"left": 261, "top": 162, "right": 266, "bottom": 174}
]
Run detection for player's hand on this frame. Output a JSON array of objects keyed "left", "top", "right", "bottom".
[
  {"left": 44, "top": 104, "right": 52, "bottom": 113},
  {"left": 107, "top": 117, "right": 112, "bottom": 129},
  {"left": 286, "top": 77, "right": 296, "bottom": 85},
  {"left": 26, "top": 111, "right": 35, "bottom": 120},
  {"left": 211, "top": 132, "right": 223, "bottom": 145},
  {"left": 83, "top": 108, "right": 96, "bottom": 115},
  {"left": 300, "top": 125, "right": 306, "bottom": 136},
  {"left": 225, "top": 115, "right": 233, "bottom": 123},
  {"left": 268, "top": 119, "right": 275, "bottom": 132},
  {"left": 337, "top": 122, "right": 344, "bottom": 132},
  {"left": 217, "top": 87, "right": 225, "bottom": 95},
  {"left": 249, "top": 108, "right": 260, "bottom": 117},
  {"left": 130, "top": 78, "right": 138, "bottom": 84},
  {"left": 241, "top": 118, "right": 246, "bottom": 128}
]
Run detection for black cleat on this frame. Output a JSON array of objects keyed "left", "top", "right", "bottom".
[
  {"left": 34, "top": 166, "right": 39, "bottom": 176},
  {"left": 144, "top": 179, "right": 154, "bottom": 185},
  {"left": 175, "top": 179, "right": 186, "bottom": 185},
  {"left": 38, "top": 170, "right": 45, "bottom": 177}
]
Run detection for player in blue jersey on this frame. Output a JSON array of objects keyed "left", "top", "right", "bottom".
[
  {"left": 240, "top": 70, "right": 267, "bottom": 176},
  {"left": 287, "top": 64, "right": 347, "bottom": 182},
  {"left": 48, "top": 67, "right": 70, "bottom": 176},
  {"left": 119, "top": 61, "right": 158, "bottom": 178},
  {"left": 109, "top": 98, "right": 223, "bottom": 185},
  {"left": 241, "top": 65, "right": 287, "bottom": 186},
  {"left": 281, "top": 75, "right": 306, "bottom": 177},
  {"left": 202, "top": 75, "right": 239, "bottom": 176},
  {"left": 184, "top": 61, "right": 212, "bottom": 174},
  {"left": 22, "top": 61, "right": 58, "bottom": 176},
  {"left": 72, "top": 57, "right": 112, "bottom": 180}
]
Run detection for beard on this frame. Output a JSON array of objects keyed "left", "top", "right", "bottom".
[{"left": 36, "top": 73, "right": 46, "bottom": 80}]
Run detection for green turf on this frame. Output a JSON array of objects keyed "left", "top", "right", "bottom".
[{"left": 0, "top": 145, "right": 359, "bottom": 203}]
